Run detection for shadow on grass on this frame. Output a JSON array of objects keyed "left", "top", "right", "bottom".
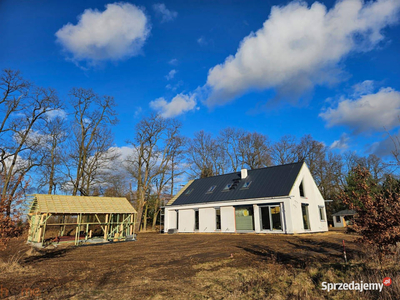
[
  {"left": 238, "top": 239, "right": 363, "bottom": 268},
  {"left": 24, "top": 247, "right": 74, "bottom": 264}
]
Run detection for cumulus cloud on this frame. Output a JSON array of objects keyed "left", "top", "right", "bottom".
[
  {"left": 204, "top": 0, "right": 400, "bottom": 107},
  {"left": 150, "top": 93, "right": 197, "bottom": 118},
  {"left": 165, "top": 69, "right": 177, "bottom": 80},
  {"left": 55, "top": 2, "right": 150, "bottom": 65},
  {"left": 153, "top": 3, "right": 177, "bottom": 23},
  {"left": 330, "top": 133, "right": 350, "bottom": 150},
  {"left": 320, "top": 87, "right": 400, "bottom": 133}
]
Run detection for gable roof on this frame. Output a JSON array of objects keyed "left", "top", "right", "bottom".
[
  {"left": 169, "top": 162, "right": 304, "bottom": 206},
  {"left": 29, "top": 194, "right": 137, "bottom": 214}
]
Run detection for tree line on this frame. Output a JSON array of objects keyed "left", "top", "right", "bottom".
[{"left": 0, "top": 69, "right": 397, "bottom": 233}]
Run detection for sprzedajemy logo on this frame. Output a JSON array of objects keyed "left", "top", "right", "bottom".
[{"left": 322, "top": 278, "right": 392, "bottom": 293}]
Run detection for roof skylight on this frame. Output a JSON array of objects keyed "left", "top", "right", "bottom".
[
  {"left": 185, "top": 189, "right": 194, "bottom": 195},
  {"left": 207, "top": 185, "right": 217, "bottom": 193},
  {"left": 223, "top": 184, "right": 232, "bottom": 191},
  {"left": 242, "top": 181, "right": 252, "bottom": 189}
]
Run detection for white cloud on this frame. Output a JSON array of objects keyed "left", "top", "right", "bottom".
[
  {"left": 330, "top": 133, "right": 350, "bottom": 150},
  {"left": 371, "top": 131, "right": 399, "bottom": 157},
  {"left": 168, "top": 58, "right": 178, "bottom": 65},
  {"left": 166, "top": 80, "right": 183, "bottom": 91},
  {"left": 150, "top": 93, "right": 197, "bottom": 118},
  {"left": 197, "top": 36, "right": 208, "bottom": 46},
  {"left": 45, "top": 109, "right": 67, "bottom": 120},
  {"left": 153, "top": 3, "right": 177, "bottom": 23},
  {"left": 165, "top": 69, "right": 177, "bottom": 80},
  {"left": 55, "top": 3, "right": 150, "bottom": 65},
  {"left": 204, "top": 0, "right": 400, "bottom": 107},
  {"left": 352, "top": 80, "right": 375, "bottom": 98},
  {"left": 134, "top": 107, "right": 142, "bottom": 118},
  {"left": 320, "top": 87, "right": 400, "bottom": 133}
]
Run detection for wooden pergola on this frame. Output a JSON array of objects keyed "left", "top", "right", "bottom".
[{"left": 27, "top": 194, "right": 137, "bottom": 247}]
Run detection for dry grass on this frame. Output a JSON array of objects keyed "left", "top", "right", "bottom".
[{"left": 0, "top": 231, "right": 398, "bottom": 299}]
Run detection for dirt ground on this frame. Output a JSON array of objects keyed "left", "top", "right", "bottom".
[{"left": 0, "top": 229, "right": 362, "bottom": 299}]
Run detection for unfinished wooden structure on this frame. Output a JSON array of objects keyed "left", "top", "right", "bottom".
[{"left": 27, "top": 194, "right": 137, "bottom": 247}]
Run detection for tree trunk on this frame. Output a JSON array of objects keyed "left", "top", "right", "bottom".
[
  {"left": 142, "top": 203, "right": 148, "bottom": 232},
  {"left": 152, "top": 208, "right": 160, "bottom": 231}
]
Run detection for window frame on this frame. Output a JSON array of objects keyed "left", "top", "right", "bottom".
[
  {"left": 299, "top": 180, "right": 305, "bottom": 197},
  {"left": 206, "top": 185, "right": 217, "bottom": 193},
  {"left": 222, "top": 183, "right": 232, "bottom": 191},
  {"left": 185, "top": 188, "right": 194, "bottom": 195},
  {"left": 241, "top": 181, "right": 252, "bottom": 189},
  {"left": 194, "top": 209, "right": 199, "bottom": 231},
  {"left": 318, "top": 206, "right": 326, "bottom": 221},
  {"left": 215, "top": 208, "right": 221, "bottom": 231}
]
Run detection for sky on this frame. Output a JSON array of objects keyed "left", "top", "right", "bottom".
[{"left": 1, "top": 0, "right": 400, "bottom": 161}]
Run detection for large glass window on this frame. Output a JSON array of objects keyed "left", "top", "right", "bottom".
[
  {"left": 301, "top": 204, "right": 310, "bottom": 230},
  {"left": 260, "top": 205, "right": 282, "bottom": 231},
  {"left": 194, "top": 210, "right": 199, "bottom": 230},
  {"left": 215, "top": 208, "right": 221, "bottom": 230},
  {"left": 235, "top": 206, "right": 254, "bottom": 231}
]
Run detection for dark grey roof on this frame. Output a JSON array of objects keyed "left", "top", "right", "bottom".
[
  {"left": 332, "top": 209, "right": 356, "bottom": 216},
  {"left": 169, "top": 162, "right": 304, "bottom": 206}
]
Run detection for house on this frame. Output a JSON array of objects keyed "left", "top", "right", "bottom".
[
  {"left": 164, "top": 162, "right": 328, "bottom": 234},
  {"left": 332, "top": 209, "right": 356, "bottom": 228}
]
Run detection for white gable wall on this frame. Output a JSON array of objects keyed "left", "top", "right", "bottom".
[{"left": 289, "top": 163, "right": 328, "bottom": 233}]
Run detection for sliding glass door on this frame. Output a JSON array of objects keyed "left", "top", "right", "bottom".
[
  {"left": 260, "top": 204, "right": 282, "bottom": 231},
  {"left": 235, "top": 206, "right": 254, "bottom": 231}
]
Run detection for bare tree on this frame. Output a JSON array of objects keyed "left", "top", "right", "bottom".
[
  {"left": 271, "top": 135, "right": 298, "bottom": 165},
  {"left": 37, "top": 116, "right": 67, "bottom": 194},
  {"left": 125, "top": 114, "right": 182, "bottom": 232},
  {"left": 218, "top": 127, "right": 245, "bottom": 172},
  {"left": 238, "top": 132, "right": 271, "bottom": 169},
  {"left": 0, "top": 70, "right": 62, "bottom": 215},
  {"left": 66, "top": 88, "right": 118, "bottom": 196},
  {"left": 187, "top": 130, "right": 226, "bottom": 178}
]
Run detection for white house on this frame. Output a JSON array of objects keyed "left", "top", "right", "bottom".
[{"left": 164, "top": 162, "right": 328, "bottom": 234}]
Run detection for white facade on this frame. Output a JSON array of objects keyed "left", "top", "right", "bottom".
[{"left": 164, "top": 163, "right": 328, "bottom": 234}]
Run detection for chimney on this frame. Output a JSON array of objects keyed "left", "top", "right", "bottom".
[{"left": 241, "top": 168, "right": 248, "bottom": 179}]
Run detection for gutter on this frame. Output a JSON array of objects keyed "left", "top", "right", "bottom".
[{"left": 166, "top": 195, "right": 294, "bottom": 209}]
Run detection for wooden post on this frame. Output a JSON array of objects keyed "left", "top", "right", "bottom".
[
  {"left": 104, "top": 214, "right": 109, "bottom": 239},
  {"left": 75, "top": 214, "right": 81, "bottom": 245},
  {"left": 130, "top": 214, "right": 134, "bottom": 235},
  {"left": 37, "top": 214, "right": 46, "bottom": 243}
]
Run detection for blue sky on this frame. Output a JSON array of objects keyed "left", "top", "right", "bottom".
[{"left": 1, "top": 0, "right": 400, "bottom": 159}]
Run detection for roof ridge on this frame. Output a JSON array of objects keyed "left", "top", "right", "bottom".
[{"left": 190, "top": 161, "right": 304, "bottom": 181}]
